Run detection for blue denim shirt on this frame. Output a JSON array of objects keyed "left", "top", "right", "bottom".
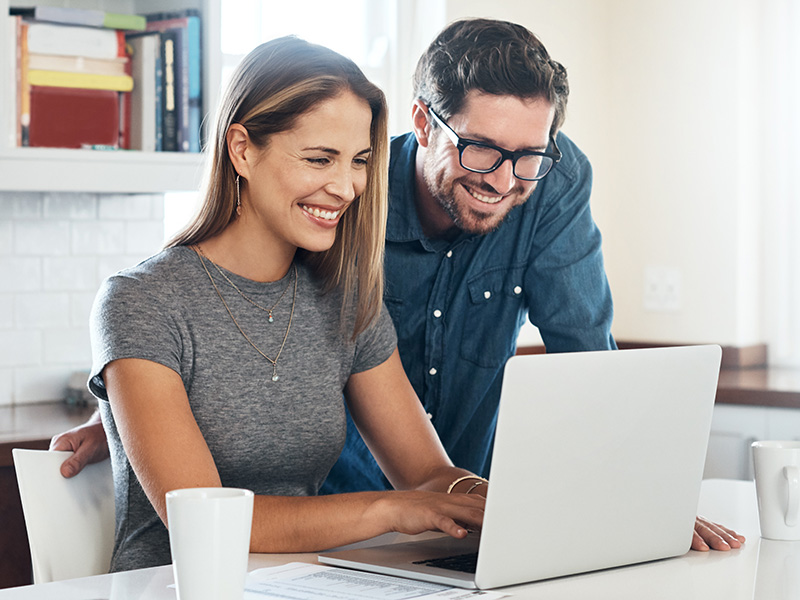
[{"left": 321, "top": 132, "right": 616, "bottom": 493}]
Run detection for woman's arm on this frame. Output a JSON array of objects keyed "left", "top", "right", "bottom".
[{"left": 104, "top": 356, "right": 485, "bottom": 553}]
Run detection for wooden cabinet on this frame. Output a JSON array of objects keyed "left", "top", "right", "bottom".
[{"left": 0, "top": 0, "right": 221, "bottom": 193}]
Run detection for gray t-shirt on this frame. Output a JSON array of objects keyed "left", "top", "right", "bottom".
[{"left": 89, "top": 246, "right": 396, "bottom": 572}]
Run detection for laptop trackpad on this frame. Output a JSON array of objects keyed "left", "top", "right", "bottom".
[{"left": 319, "top": 533, "right": 481, "bottom": 588}]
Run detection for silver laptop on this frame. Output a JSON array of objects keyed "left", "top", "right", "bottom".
[{"left": 319, "top": 345, "right": 722, "bottom": 589}]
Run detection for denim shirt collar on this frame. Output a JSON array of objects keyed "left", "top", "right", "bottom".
[{"left": 386, "top": 133, "right": 423, "bottom": 244}]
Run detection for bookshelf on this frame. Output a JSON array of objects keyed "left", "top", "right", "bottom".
[{"left": 0, "top": 0, "right": 221, "bottom": 193}]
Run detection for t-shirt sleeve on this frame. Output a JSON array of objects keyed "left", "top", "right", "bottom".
[
  {"left": 88, "top": 273, "right": 183, "bottom": 400},
  {"left": 351, "top": 302, "right": 398, "bottom": 375}
]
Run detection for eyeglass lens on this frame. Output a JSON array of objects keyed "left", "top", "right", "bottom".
[{"left": 460, "top": 145, "right": 553, "bottom": 180}]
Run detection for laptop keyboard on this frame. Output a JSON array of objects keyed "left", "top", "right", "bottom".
[{"left": 413, "top": 552, "right": 478, "bottom": 574}]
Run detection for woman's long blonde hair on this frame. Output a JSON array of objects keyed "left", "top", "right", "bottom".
[{"left": 168, "top": 37, "right": 389, "bottom": 339}]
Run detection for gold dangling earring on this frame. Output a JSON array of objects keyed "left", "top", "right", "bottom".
[{"left": 235, "top": 174, "right": 242, "bottom": 216}]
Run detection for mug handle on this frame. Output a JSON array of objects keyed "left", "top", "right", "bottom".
[{"left": 785, "top": 465, "right": 800, "bottom": 527}]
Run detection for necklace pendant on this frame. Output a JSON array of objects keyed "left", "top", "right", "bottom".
[
  {"left": 271, "top": 365, "right": 279, "bottom": 382},
  {"left": 268, "top": 312, "right": 274, "bottom": 323}
]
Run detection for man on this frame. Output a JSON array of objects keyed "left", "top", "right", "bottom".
[
  {"left": 52, "top": 18, "right": 742, "bottom": 552},
  {"left": 322, "top": 18, "right": 614, "bottom": 496}
]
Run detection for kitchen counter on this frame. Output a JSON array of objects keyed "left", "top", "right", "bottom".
[
  {"left": 0, "top": 402, "right": 95, "bottom": 459},
  {"left": 717, "top": 366, "right": 800, "bottom": 409}
]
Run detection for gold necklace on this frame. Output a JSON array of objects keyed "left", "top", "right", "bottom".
[
  {"left": 201, "top": 249, "right": 292, "bottom": 323},
  {"left": 193, "top": 246, "right": 297, "bottom": 382}
]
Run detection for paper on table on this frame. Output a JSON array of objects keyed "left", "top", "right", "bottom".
[{"left": 244, "top": 563, "right": 509, "bottom": 600}]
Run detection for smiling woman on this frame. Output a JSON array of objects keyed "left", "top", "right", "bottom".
[{"left": 222, "top": 91, "right": 373, "bottom": 264}]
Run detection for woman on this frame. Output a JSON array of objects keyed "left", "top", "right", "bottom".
[{"left": 87, "top": 37, "right": 486, "bottom": 572}]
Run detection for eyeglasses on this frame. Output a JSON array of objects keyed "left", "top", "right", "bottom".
[{"left": 428, "top": 107, "right": 561, "bottom": 181}]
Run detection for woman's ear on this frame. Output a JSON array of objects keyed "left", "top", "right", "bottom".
[
  {"left": 226, "top": 123, "right": 250, "bottom": 178},
  {"left": 411, "top": 100, "right": 432, "bottom": 148}
]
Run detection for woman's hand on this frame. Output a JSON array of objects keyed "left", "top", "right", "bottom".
[
  {"left": 369, "top": 490, "right": 485, "bottom": 539},
  {"left": 692, "top": 516, "right": 746, "bottom": 551},
  {"left": 49, "top": 411, "right": 110, "bottom": 478}
]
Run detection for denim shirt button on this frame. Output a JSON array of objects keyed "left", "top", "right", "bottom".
[
  {"left": 483, "top": 290, "right": 491, "bottom": 299},
  {"left": 513, "top": 285, "right": 522, "bottom": 295},
  {"left": 429, "top": 367, "right": 438, "bottom": 376},
  {"left": 426, "top": 412, "right": 433, "bottom": 420},
  {"left": 433, "top": 309, "right": 442, "bottom": 318},
  {"left": 446, "top": 250, "right": 453, "bottom": 258}
]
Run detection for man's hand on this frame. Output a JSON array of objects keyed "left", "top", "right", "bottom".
[
  {"left": 49, "top": 411, "right": 110, "bottom": 478},
  {"left": 692, "top": 515, "right": 746, "bottom": 551}
]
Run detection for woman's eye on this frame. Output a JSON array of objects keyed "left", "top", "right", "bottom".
[
  {"left": 353, "top": 157, "right": 369, "bottom": 167},
  {"left": 306, "top": 157, "right": 330, "bottom": 165}
]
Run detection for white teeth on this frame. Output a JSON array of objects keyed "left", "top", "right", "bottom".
[
  {"left": 465, "top": 187, "right": 503, "bottom": 204},
  {"left": 301, "top": 205, "right": 340, "bottom": 220}
]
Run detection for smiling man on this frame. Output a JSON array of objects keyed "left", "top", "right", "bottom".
[
  {"left": 323, "top": 18, "right": 617, "bottom": 492},
  {"left": 418, "top": 95, "right": 557, "bottom": 237}
]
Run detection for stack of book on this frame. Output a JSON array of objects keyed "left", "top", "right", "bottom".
[
  {"left": 9, "top": 6, "right": 141, "bottom": 149},
  {"left": 6, "top": 6, "right": 202, "bottom": 153},
  {"left": 135, "top": 9, "right": 203, "bottom": 153}
]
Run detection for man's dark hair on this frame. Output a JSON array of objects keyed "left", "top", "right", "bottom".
[{"left": 413, "top": 18, "right": 569, "bottom": 136}]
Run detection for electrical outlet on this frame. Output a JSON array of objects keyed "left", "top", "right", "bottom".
[{"left": 643, "top": 266, "right": 682, "bottom": 312}]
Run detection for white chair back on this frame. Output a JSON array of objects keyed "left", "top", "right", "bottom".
[{"left": 12, "top": 448, "right": 115, "bottom": 584}]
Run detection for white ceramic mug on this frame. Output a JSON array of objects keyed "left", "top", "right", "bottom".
[
  {"left": 752, "top": 441, "right": 800, "bottom": 541},
  {"left": 166, "top": 487, "right": 254, "bottom": 600}
]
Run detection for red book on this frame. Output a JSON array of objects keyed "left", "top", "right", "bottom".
[{"left": 28, "top": 86, "right": 119, "bottom": 148}]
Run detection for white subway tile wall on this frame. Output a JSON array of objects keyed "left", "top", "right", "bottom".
[
  {"left": 0, "top": 294, "right": 12, "bottom": 328},
  {"left": 0, "top": 222, "right": 12, "bottom": 254},
  {"left": 0, "top": 368, "right": 11, "bottom": 404},
  {"left": 0, "top": 192, "right": 165, "bottom": 406}
]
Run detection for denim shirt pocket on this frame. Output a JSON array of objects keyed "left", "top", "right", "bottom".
[
  {"left": 461, "top": 266, "right": 526, "bottom": 368},
  {"left": 383, "top": 294, "right": 405, "bottom": 330}
]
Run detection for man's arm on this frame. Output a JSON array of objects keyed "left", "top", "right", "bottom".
[
  {"left": 49, "top": 409, "right": 110, "bottom": 477},
  {"left": 693, "top": 516, "right": 745, "bottom": 551},
  {"left": 523, "top": 134, "right": 615, "bottom": 353}
]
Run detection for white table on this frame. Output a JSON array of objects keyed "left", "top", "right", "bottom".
[{"left": 2, "top": 479, "right": 798, "bottom": 599}]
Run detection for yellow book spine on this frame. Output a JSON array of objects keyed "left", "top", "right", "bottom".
[{"left": 27, "top": 69, "right": 133, "bottom": 92}]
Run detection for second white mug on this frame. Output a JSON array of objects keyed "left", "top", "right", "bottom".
[{"left": 752, "top": 441, "right": 800, "bottom": 541}]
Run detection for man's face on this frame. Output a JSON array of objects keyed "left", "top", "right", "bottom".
[{"left": 421, "top": 91, "right": 555, "bottom": 235}]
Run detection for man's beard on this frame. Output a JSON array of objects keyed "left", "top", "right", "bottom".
[{"left": 423, "top": 154, "right": 527, "bottom": 236}]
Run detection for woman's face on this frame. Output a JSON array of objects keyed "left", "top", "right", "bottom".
[{"left": 242, "top": 90, "right": 373, "bottom": 255}]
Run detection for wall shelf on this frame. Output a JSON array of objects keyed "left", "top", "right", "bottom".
[
  {"left": 0, "top": 147, "right": 207, "bottom": 193},
  {"left": 0, "top": 0, "right": 220, "bottom": 194}
]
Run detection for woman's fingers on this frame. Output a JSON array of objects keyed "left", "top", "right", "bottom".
[{"left": 380, "top": 491, "right": 485, "bottom": 538}]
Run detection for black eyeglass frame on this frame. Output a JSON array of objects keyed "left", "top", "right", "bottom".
[{"left": 428, "top": 107, "right": 562, "bottom": 181}]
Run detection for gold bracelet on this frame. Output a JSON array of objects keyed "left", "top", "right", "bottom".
[
  {"left": 446, "top": 475, "right": 488, "bottom": 494},
  {"left": 465, "top": 480, "right": 487, "bottom": 495}
]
